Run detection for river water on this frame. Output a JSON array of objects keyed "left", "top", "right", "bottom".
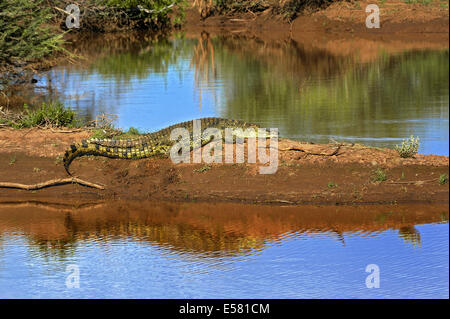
[
  {"left": 2, "top": 32, "right": 448, "bottom": 299},
  {"left": 34, "top": 32, "right": 449, "bottom": 155},
  {"left": 0, "top": 201, "right": 448, "bottom": 298}
]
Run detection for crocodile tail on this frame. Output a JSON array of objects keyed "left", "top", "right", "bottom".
[
  {"left": 63, "top": 143, "right": 79, "bottom": 175},
  {"left": 63, "top": 140, "right": 95, "bottom": 175}
]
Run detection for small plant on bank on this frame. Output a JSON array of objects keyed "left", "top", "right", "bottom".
[
  {"left": 91, "top": 125, "right": 145, "bottom": 139},
  {"left": 106, "top": 0, "right": 187, "bottom": 29},
  {"left": 327, "top": 181, "right": 337, "bottom": 188},
  {"left": 439, "top": 174, "right": 448, "bottom": 185},
  {"left": 11, "top": 101, "right": 81, "bottom": 128},
  {"left": 125, "top": 126, "right": 142, "bottom": 136},
  {"left": 194, "top": 165, "right": 211, "bottom": 173},
  {"left": 372, "top": 168, "right": 387, "bottom": 182},
  {"left": 395, "top": 136, "right": 420, "bottom": 158},
  {"left": 9, "top": 154, "right": 16, "bottom": 165}
]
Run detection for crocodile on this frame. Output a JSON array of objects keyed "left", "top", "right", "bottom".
[{"left": 63, "top": 117, "right": 261, "bottom": 175}]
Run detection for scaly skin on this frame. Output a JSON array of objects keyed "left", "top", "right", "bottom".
[{"left": 63, "top": 117, "right": 261, "bottom": 175}]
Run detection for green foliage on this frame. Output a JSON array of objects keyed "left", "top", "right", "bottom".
[
  {"left": 439, "top": 174, "right": 448, "bottom": 185},
  {"left": 127, "top": 126, "right": 142, "bottom": 136},
  {"left": 327, "top": 181, "right": 337, "bottom": 188},
  {"left": 194, "top": 165, "right": 212, "bottom": 173},
  {"left": 404, "top": 0, "right": 433, "bottom": 4},
  {"left": 0, "top": 0, "right": 64, "bottom": 64},
  {"left": 11, "top": 102, "right": 81, "bottom": 128},
  {"left": 90, "top": 124, "right": 145, "bottom": 139},
  {"left": 106, "top": 0, "right": 187, "bottom": 28},
  {"left": 395, "top": 136, "right": 420, "bottom": 158},
  {"left": 9, "top": 154, "right": 16, "bottom": 165},
  {"left": 216, "top": 40, "right": 448, "bottom": 147},
  {"left": 372, "top": 168, "right": 387, "bottom": 182}
]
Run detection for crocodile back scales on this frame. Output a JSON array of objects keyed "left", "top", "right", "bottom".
[{"left": 63, "top": 117, "right": 260, "bottom": 174}]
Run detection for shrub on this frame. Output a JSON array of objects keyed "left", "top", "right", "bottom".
[
  {"left": 126, "top": 126, "right": 142, "bottom": 136},
  {"left": 439, "top": 174, "right": 448, "bottom": 185},
  {"left": 395, "top": 136, "right": 420, "bottom": 158},
  {"left": 106, "top": 0, "right": 187, "bottom": 29},
  {"left": 12, "top": 102, "right": 81, "bottom": 128},
  {"left": 0, "top": 0, "right": 64, "bottom": 65}
]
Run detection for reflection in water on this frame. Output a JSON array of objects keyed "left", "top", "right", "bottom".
[
  {"left": 34, "top": 32, "right": 449, "bottom": 155},
  {"left": 0, "top": 201, "right": 448, "bottom": 298},
  {"left": 398, "top": 226, "right": 421, "bottom": 248},
  {"left": 0, "top": 201, "right": 447, "bottom": 257}
]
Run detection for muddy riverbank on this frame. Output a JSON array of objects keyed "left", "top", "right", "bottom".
[
  {"left": 0, "top": 128, "right": 448, "bottom": 205},
  {"left": 184, "top": 0, "right": 449, "bottom": 39}
]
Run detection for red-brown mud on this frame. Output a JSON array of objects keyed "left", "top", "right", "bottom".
[{"left": 0, "top": 128, "right": 448, "bottom": 205}]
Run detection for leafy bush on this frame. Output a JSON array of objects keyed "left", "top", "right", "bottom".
[
  {"left": 12, "top": 102, "right": 81, "bottom": 128},
  {"left": 107, "top": 0, "right": 187, "bottom": 28},
  {"left": 0, "top": 0, "right": 64, "bottom": 64},
  {"left": 439, "top": 174, "right": 448, "bottom": 185},
  {"left": 395, "top": 136, "right": 420, "bottom": 158}
]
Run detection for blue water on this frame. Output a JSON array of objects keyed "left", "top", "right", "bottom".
[
  {"left": 0, "top": 203, "right": 448, "bottom": 299},
  {"left": 35, "top": 34, "right": 449, "bottom": 156}
]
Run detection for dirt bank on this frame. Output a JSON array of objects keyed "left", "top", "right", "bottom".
[
  {"left": 184, "top": 0, "right": 449, "bottom": 62},
  {"left": 186, "top": 1, "right": 449, "bottom": 34},
  {"left": 0, "top": 128, "right": 448, "bottom": 205}
]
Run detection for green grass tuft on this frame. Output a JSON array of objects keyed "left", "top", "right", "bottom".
[
  {"left": 10, "top": 101, "right": 82, "bottom": 129},
  {"left": 194, "top": 165, "right": 211, "bottom": 173},
  {"left": 327, "top": 181, "right": 337, "bottom": 188},
  {"left": 439, "top": 174, "right": 448, "bottom": 185},
  {"left": 395, "top": 136, "right": 420, "bottom": 158},
  {"left": 372, "top": 168, "right": 387, "bottom": 182}
]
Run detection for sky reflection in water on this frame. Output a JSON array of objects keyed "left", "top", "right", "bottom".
[{"left": 36, "top": 33, "right": 449, "bottom": 156}]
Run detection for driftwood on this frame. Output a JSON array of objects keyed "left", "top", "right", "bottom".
[
  {"left": 280, "top": 144, "right": 342, "bottom": 156},
  {"left": 0, "top": 177, "right": 105, "bottom": 190}
]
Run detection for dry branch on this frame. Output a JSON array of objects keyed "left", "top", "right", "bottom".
[
  {"left": 386, "top": 179, "right": 436, "bottom": 185},
  {"left": 280, "top": 144, "right": 342, "bottom": 156},
  {"left": 0, "top": 177, "right": 105, "bottom": 190}
]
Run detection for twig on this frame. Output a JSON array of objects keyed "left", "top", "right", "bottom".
[
  {"left": 0, "top": 177, "right": 105, "bottom": 190},
  {"left": 280, "top": 144, "right": 342, "bottom": 156},
  {"left": 53, "top": 6, "right": 71, "bottom": 15},
  {"left": 386, "top": 179, "right": 436, "bottom": 185}
]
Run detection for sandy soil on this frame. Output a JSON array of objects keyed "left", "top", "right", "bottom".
[{"left": 0, "top": 128, "right": 448, "bottom": 205}]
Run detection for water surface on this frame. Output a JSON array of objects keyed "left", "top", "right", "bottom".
[
  {"left": 0, "top": 201, "right": 448, "bottom": 298},
  {"left": 35, "top": 33, "right": 449, "bottom": 155}
]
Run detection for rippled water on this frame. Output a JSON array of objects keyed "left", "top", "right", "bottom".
[
  {"left": 34, "top": 32, "right": 449, "bottom": 155},
  {"left": 0, "top": 201, "right": 448, "bottom": 298}
]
